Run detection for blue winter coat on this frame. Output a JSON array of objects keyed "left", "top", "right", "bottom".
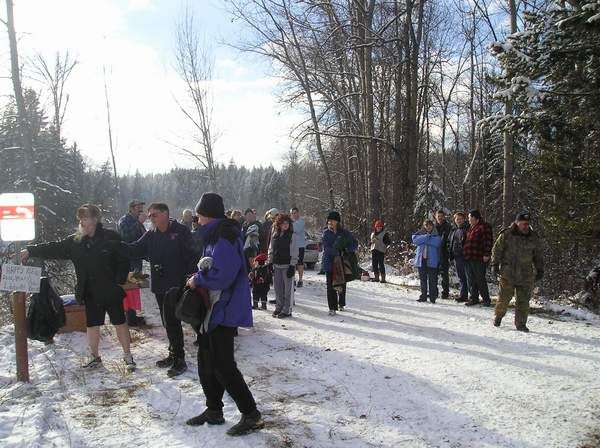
[
  {"left": 322, "top": 227, "right": 358, "bottom": 273},
  {"left": 412, "top": 231, "right": 442, "bottom": 268},
  {"left": 192, "top": 218, "right": 253, "bottom": 330},
  {"left": 125, "top": 219, "right": 198, "bottom": 294}
]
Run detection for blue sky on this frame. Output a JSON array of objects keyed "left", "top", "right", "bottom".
[{"left": 0, "top": 0, "right": 299, "bottom": 173}]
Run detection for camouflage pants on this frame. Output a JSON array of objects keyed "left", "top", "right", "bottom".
[{"left": 495, "top": 278, "right": 532, "bottom": 325}]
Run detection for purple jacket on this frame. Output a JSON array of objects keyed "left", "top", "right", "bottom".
[{"left": 192, "top": 218, "right": 252, "bottom": 330}]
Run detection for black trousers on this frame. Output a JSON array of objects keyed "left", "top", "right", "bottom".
[
  {"left": 197, "top": 325, "right": 257, "bottom": 415},
  {"left": 155, "top": 292, "right": 185, "bottom": 359},
  {"left": 371, "top": 250, "right": 385, "bottom": 275},
  {"left": 465, "top": 260, "right": 491, "bottom": 303},
  {"left": 438, "top": 258, "right": 450, "bottom": 296},
  {"left": 326, "top": 272, "right": 346, "bottom": 310}
]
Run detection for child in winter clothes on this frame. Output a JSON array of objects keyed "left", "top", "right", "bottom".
[
  {"left": 249, "top": 253, "right": 271, "bottom": 310},
  {"left": 370, "top": 220, "right": 391, "bottom": 283}
]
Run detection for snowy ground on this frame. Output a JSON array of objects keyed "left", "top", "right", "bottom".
[{"left": 1, "top": 271, "right": 600, "bottom": 447}]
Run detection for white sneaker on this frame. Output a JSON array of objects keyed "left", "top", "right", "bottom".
[
  {"left": 328, "top": 310, "right": 336, "bottom": 316},
  {"left": 124, "top": 353, "right": 136, "bottom": 372}
]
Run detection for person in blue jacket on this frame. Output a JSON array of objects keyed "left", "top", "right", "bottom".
[
  {"left": 321, "top": 211, "right": 358, "bottom": 315},
  {"left": 413, "top": 219, "right": 443, "bottom": 303},
  {"left": 124, "top": 202, "right": 198, "bottom": 377},
  {"left": 185, "top": 193, "right": 262, "bottom": 437}
]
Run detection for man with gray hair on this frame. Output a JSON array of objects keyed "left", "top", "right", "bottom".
[{"left": 181, "top": 208, "right": 194, "bottom": 231}]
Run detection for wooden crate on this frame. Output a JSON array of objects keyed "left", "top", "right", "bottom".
[{"left": 58, "top": 304, "right": 87, "bottom": 333}]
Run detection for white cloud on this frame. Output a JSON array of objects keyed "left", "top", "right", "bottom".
[{"left": 0, "top": 0, "right": 299, "bottom": 174}]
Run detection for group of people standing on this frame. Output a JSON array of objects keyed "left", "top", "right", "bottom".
[
  {"left": 411, "top": 208, "right": 544, "bottom": 332},
  {"left": 18, "top": 193, "right": 543, "bottom": 439}
]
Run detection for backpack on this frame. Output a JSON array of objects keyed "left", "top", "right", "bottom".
[
  {"left": 27, "top": 277, "right": 66, "bottom": 343},
  {"left": 172, "top": 286, "right": 209, "bottom": 328}
]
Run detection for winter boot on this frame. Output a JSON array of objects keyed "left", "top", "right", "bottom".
[
  {"left": 515, "top": 313, "right": 530, "bottom": 332},
  {"left": 260, "top": 301, "right": 267, "bottom": 310},
  {"left": 186, "top": 409, "right": 225, "bottom": 426},
  {"left": 380, "top": 273, "right": 386, "bottom": 284},
  {"left": 156, "top": 353, "right": 175, "bottom": 368},
  {"left": 167, "top": 357, "right": 187, "bottom": 377},
  {"left": 252, "top": 301, "right": 259, "bottom": 310},
  {"left": 226, "top": 410, "right": 264, "bottom": 436},
  {"left": 373, "top": 272, "right": 380, "bottom": 282},
  {"left": 493, "top": 315, "right": 503, "bottom": 327},
  {"left": 123, "top": 353, "right": 136, "bottom": 372}
]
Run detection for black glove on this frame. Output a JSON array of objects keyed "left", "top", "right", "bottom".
[
  {"left": 286, "top": 265, "right": 295, "bottom": 278},
  {"left": 491, "top": 264, "right": 499, "bottom": 277},
  {"left": 535, "top": 270, "right": 544, "bottom": 281}
]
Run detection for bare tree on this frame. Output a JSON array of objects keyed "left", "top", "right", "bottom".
[
  {"left": 29, "top": 51, "right": 77, "bottom": 141},
  {"left": 4, "top": 0, "right": 33, "bottom": 164},
  {"left": 103, "top": 66, "right": 119, "bottom": 194},
  {"left": 173, "top": 6, "right": 218, "bottom": 191}
]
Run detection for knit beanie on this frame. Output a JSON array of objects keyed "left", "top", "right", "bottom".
[
  {"left": 327, "top": 211, "right": 341, "bottom": 222},
  {"left": 195, "top": 193, "right": 225, "bottom": 219},
  {"left": 515, "top": 211, "right": 531, "bottom": 222}
]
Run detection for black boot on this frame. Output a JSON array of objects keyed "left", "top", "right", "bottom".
[
  {"left": 156, "top": 353, "right": 175, "bottom": 368},
  {"left": 380, "top": 273, "right": 386, "bottom": 284},
  {"left": 493, "top": 315, "right": 502, "bottom": 327},
  {"left": 226, "top": 410, "right": 264, "bottom": 436},
  {"left": 167, "top": 357, "right": 187, "bottom": 377},
  {"left": 186, "top": 409, "right": 225, "bottom": 426}
]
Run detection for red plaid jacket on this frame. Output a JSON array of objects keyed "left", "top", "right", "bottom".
[{"left": 463, "top": 221, "right": 493, "bottom": 261}]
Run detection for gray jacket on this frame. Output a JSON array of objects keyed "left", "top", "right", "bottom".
[{"left": 370, "top": 230, "right": 390, "bottom": 253}]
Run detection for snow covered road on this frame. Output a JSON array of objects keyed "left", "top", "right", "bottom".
[{"left": 1, "top": 272, "right": 599, "bottom": 447}]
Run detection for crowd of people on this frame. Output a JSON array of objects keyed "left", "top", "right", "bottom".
[{"left": 18, "top": 193, "right": 544, "bottom": 436}]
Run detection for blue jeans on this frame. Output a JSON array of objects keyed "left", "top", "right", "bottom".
[
  {"left": 454, "top": 256, "right": 468, "bottom": 300},
  {"left": 418, "top": 265, "right": 439, "bottom": 302}
]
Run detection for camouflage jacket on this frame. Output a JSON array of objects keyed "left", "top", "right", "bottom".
[{"left": 491, "top": 224, "right": 544, "bottom": 285}]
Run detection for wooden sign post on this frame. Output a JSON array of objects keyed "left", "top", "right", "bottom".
[{"left": 0, "top": 192, "right": 37, "bottom": 383}]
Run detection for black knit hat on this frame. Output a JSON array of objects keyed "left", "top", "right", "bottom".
[
  {"left": 468, "top": 209, "right": 482, "bottom": 220},
  {"left": 515, "top": 211, "right": 531, "bottom": 222},
  {"left": 195, "top": 193, "right": 225, "bottom": 218},
  {"left": 327, "top": 211, "right": 341, "bottom": 222}
]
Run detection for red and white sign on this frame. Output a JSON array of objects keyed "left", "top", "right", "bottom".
[{"left": 0, "top": 193, "right": 35, "bottom": 242}]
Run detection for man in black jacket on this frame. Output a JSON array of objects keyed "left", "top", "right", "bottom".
[
  {"left": 435, "top": 210, "right": 452, "bottom": 300},
  {"left": 124, "top": 202, "right": 199, "bottom": 377},
  {"left": 21, "top": 204, "right": 135, "bottom": 371}
]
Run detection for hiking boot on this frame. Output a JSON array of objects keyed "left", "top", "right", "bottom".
[
  {"left": 493, "top": 315, "right": 502, "bottom": 327},
  {"left": 380, "top": 274, "right": 386, "bottom": 284},
  {"left": 252, "top": 303, "right": 259, "bottom": 310},
  {"left": 167, "top": 358, "right": 187, "bottom": 377},
  {"left": 328, "top": 310, "right": 336, "bottom": 316},
  {"left": 260, "top": 302, "right": 267, "bottom": 310},
  {"left": 226, "top": 410, "right": 264, "bottom": 436},
  {"left": 82, "top": 355, "right": 102, "bottom": 369},
  {"left": 297, "top": 280, "right": 303, "bottom": 288},
  {"left": 465, "top": 299, "right": 480, "bottom": 306},
  {"left": 156, "top": 353, "right": 175, "bottom": 369},
  {"left": 373, "top": 273, "right": 380, "bottom": 282},
  {"left": 516, "top": 325, "right": 530, "bottom": 333},
  {"left": 186, "top": 409, "right": 225, "bottom": 426},
  {"left": 123, "top": 353, "right": 136, "bottom": 372},
  {"left": 416, "top": 297, "right": 427, "bottom": 302}
]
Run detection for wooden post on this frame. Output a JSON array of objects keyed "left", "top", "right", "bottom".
[{"left": 12, "top": 291, "right": 29, "bottom": 382}]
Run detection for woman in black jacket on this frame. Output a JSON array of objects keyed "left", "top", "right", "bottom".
[{"left": 21, "top": 204, "right": 135, "bottom": 371}]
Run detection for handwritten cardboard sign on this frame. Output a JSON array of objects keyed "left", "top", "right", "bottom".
[{"left": 0, "top": 264, "right": 42, "bottom": 293}]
